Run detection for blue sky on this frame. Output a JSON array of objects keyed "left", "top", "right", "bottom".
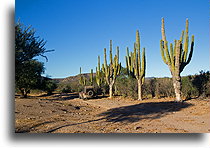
[{"left": 15, "top": 0, "right": 209, "bottom": 78}]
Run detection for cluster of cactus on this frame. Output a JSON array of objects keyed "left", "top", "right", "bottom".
[
  {"left": 79, "top": 67, "right": 87, "bottom": 86},
  {"left": 77, "top": 18, "right": 194, "bottom": 102},
  {"left": 125, "top": 30, "right": 146, "bottom": 100},
  {"left": 102, "top": 40, "right": 121, "bottom": 98},
  {"left": 160, "top": 18, "right": 194, "bottom": 102},
  {"left": 79, "top": 67, "right": 94, "bottom": 86},
  {"left": 95, "top": 56, "right": 104, "bottom": 87}
]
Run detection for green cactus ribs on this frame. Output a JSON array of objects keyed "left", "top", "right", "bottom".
[
  {"left": 103, "top": 40, "right": 121, "bottom": 98},
  {"left": 95, "top": 56, "right": 104, "bottom": 87},
  {"left": 160, "top": 18, "right": 194, "bottom": 102},
  {"left": 79, "top": 67, "right": 86, "bottom": 86},
  {"left": 125, "top": 30, "right": 146, "bottom": 101}
]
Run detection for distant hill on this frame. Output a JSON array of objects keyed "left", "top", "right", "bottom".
[
  {"left": 53, "top": 73, "right": 96, "bottom": 84},
  {"left": 53, "top": 73, "right": 157, "bottom": 84}
]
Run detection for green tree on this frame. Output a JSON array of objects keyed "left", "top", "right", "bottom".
[
  {"left": 41, "top": 78, "right": 57, "bottom": 95},
  {"left": 15, "top": 21, "right": 52, "bottom": 97},
  {"left": 16, "top": 60, "right": 44, "bottom": 97},
  {"left": 181, "top": 76, "right": 198, "bottom": 99},
  {"left": 192, "top": 71, "right": 210, "bottom": 97}
]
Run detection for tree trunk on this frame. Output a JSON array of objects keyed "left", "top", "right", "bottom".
[
  {"left": 172, "top": 75, "right": 182, "bottom": 102},
  {"left": 108, "top": 80, "right": 115, "bottom": 98},
  {"left": 137, "top": 79, "right": 142, "bottom": 101},
  {"left": 114, "top": 85, "right": 117, "bottom": 95},
  {"left": 20, "top": 88, "right": 29, "bottom": 98},
  {"left": 200, "top": 93, "right": 207, "bottom": 98},
  {"left": 109, "top": 84, "right": 113, "bottom": 98}
]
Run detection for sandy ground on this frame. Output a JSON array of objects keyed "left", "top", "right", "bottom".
[{"left": 15, "top": 93, "right": 210, "bottom": 133}]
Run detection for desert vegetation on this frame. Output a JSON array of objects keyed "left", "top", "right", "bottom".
[
  {"left": 15, "top": 18, "right": 210, "bottom": 133},
  {"left": 15, "top": 21, "right": 56, "bottom": 98}
]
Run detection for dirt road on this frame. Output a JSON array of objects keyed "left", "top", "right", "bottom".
[{"left": 15, "top": 93, "right": 210, "bottom": 133}]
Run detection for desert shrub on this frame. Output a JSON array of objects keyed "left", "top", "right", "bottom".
[
  {"left": 57, "top": 83, "right": 72, "bottom": 93},
  {"left": 155, "top": 77, "right": 174, "bottom": 98},
  {"left": 41, "top": 79, "right": 57, "bottom": 95},
  {"left": 192, "top": 71, "right": 210, "bottom": 97},
  {"left": 115, "top": 72, "right": 138, "bottom": 99},
  {"left": 142, "top": 78, "right": 157, "bottom": 98},
  {"left": 206, "top": 80, "right": 210, "bottom": 96},
  {"left": 71, "top": 81, "right": 83, "bottom": 92},
  {"left": 181, "top": 76, "right": 198, "bottom": 99}
]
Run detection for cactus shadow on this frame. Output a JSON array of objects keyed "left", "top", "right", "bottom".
[
  {"left": 87, "top": 95, "right": 109, "bottom": 100},
  {"left": 38, "top": 93, "right": 79, "bottom": 101},
  {"left": 98, "top": 101, "right": 193, "bottom": 123}
]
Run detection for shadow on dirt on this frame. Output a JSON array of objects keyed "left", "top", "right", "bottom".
[
  {"left": 40, "top": 93, "right": 79, "bottom": 101},
  {"left": 83, "top": 95, "right": 109, "bottom": 100},
  {"left": 98, "top": 101, "right": 193, "bottom": 123},
  {"left": 15, "top": 121, "right": 55, "bottom": 133},
  {"left": 15, "top": 93, "right": 79, "bottom": 101},
  {"left": 46, "top": 118, "right": 106, "bottom": 133},
  {"left": 45, "top": 101, "right": 193, "bottom": 133}
]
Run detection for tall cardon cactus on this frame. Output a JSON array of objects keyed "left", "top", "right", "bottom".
[
  {"left": 125, "top": 30, "right": 146, "bottom": 100},
  {"left": 160, "top": 18, "right": 194, "bottom": 102},
  {"left": 103, "top": 40, "right": 121, "bottom": 98}
]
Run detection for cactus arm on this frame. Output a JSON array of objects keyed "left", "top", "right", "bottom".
[
  {"left": 126, "top": 47, "right": 130, "bottom": 75},
  {"left": 164, "top": 41, "right": 171, "bottom": 66},
  {"left": 125, "top": 56, "right": 128, "bottom": 74},
  {"left": 104, "top": 48, "right": 109, "bottom": 82},
  {"left": 90, "top": 69, "right": 93, "bottom": 85},
  {"left": 140, "top": 47, "right": 146, "bottom": 77},
  {"left": 137, "top": 46, "right": 141, "bottom": 78},
  {"left": 141, "top": 77, "right": 145, "bottom": 85},
  {"left": 103, "top": 48, "right": 110, "bottom": 84},
  {"left": 161, "top": 18, "right": 171, "bottom": 66},
  {"left": 174, "top": 40, "right": 177, "bottom": 59},
  {"left": 180, "top": 30, "right": 184, "bottom": 43},
  {"left": 98, "top": 56, "right": 100, "bottom": 71},
  {"left": 133, "top": 43, "right": 137, "bottom": 77},
  {"left": 117, "top": 63, "right": 121, "bottom": 75},
  {"left": 160, "top": 40, "right": 167, "bottom": 64},
  {"left": 183, "top": 19, "right": 189, "bottom": 62},
  {"left": 136, "top": 31, "right": 141, "bottom": 78},
  {"left": 136, "top": 30, "right": 140, "bottom": 51},
  {"left": 175, "top": 41, "right": 181, "bottom": 76},
  {"left": 79, "top": 67, "right": 83, "bottom": 85},
  {"left": 117, "top": 46, "right": 119, "bottom": 63},
  {"left": 170, "top": 43, "right": 175, "bottom": 71},
  {"left": 183, "top": 35, "right": 189, "bottom": 62},
  {"left": 110, "top": 40, "right": 113, "bottom": 65},
  {"left": 104, "top": 48, "right": 107, "bottom": 69},
  {"left": 186, "top": 35, "right": 194, "bottom": 64},
  {"left": 80, "top": 67, "right": 82, "bottom": 75},
  {"left": 161, "top": 18, "right": 167, "bottom": 42}
]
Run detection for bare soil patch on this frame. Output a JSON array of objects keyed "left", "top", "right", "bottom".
[{"left": 15, "top": 93, "right": 210, "bottom": 133}]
